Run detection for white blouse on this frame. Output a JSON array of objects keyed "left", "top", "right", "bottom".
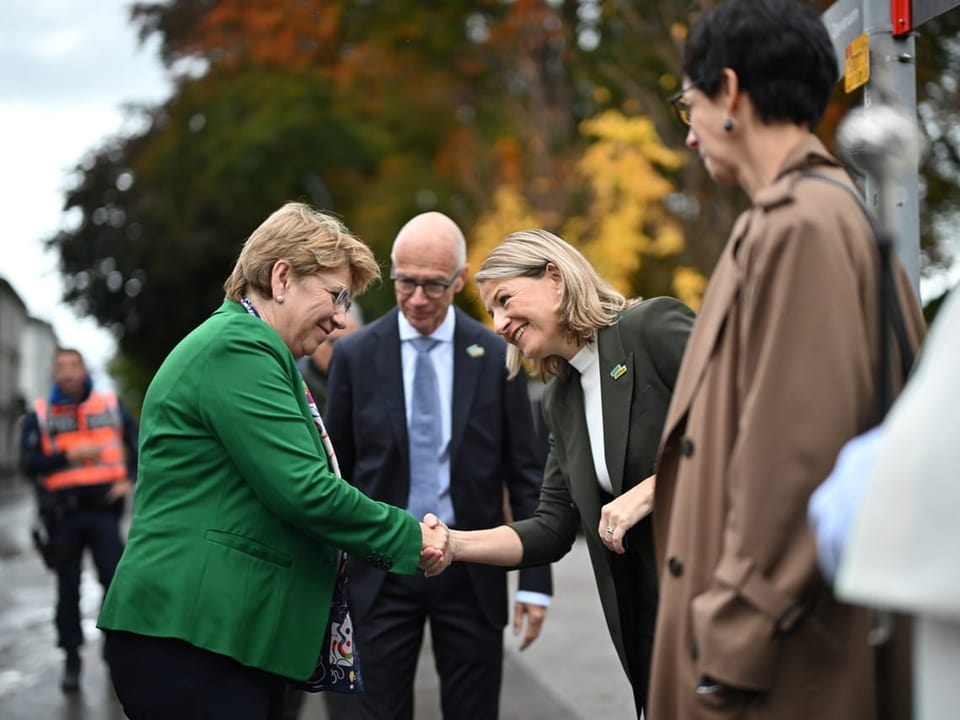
[{"left": 569, "top": 342, "right": 612, "bottom": 494}]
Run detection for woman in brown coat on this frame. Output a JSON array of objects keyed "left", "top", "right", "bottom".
[{"left": 650, "top": 1, "right": 925, "bottom": 718}]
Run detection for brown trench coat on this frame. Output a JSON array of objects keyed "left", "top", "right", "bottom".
[{"left": 650, "top": 136, "right": 925, "bottom": 720}]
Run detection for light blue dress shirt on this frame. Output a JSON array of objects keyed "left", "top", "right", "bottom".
[{"left": 397, "top": 308, "right": 549, "bottom": 609}]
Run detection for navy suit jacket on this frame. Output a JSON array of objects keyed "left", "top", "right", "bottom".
[{"left": 326, "top": 307, "right": 552, "bottom": 628}]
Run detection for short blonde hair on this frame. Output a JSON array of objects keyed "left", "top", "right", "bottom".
[
  {"left": 475, "top": 229, "right": 633, "bottom": 380},
  {"left": 224, "top": 203, "right": 380, "bottom": 300}
]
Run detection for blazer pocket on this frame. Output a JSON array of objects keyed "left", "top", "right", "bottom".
[{"left": 204, "top": 529, "right": 292, "bottom": 568}]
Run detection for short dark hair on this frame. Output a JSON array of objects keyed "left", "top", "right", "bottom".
[{"left": 682, "top": 0, "right": 836, "bottom": 130}]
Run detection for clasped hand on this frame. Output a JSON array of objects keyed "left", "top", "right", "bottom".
[{"left": 418, "top": 513, "right": 453, "bottom": 575}]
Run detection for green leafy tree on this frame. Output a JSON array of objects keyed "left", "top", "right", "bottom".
[{"left": 49, "top": 68, "right": 387, "bottom": 374}]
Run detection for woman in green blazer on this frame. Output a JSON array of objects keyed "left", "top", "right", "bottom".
[
  {"left": 430, "top": 229, "right": 693, "bottom": 718},
  {"left": 98, "top": 203, "right": 448, "bottom": 720}
]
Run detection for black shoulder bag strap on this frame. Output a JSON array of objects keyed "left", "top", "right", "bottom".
[
  {"left": 803, "top": 171, "right": 915, "bottom": 720},
  {"left": 802, "top": 171, "right": 915, "bottom": 416}
]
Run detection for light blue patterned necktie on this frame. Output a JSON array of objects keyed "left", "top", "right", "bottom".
[{"left": 407, "top": 336, "right": 441, "bottom": 521}]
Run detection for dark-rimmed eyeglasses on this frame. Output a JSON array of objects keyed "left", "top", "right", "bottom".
[
  {"left": 326, "top": 286, "right": 352, "bottom": 312},
  {"left": 668, "top": 83, "right": 699, "bottom": 126},
  {"left": 390, "top": 268, "right": 462, "bottom": 299}
]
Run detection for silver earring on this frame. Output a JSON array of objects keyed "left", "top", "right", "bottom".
[
  {"left": 275, "top": 294, "right": 284, "bottom": 303},
  {"left": 723, "top": 117, "right": 735, "bottom": 132}
]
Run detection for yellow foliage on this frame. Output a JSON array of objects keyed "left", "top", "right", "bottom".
[
  {"left": 579, "top": 111, "right": 685, "bottom": 171},
  {"left": 467, "top": 109, "right": 701, "bottom": 310},
  {"left": 652, "top": 223, "right": 685, "bottom": 258},
  {"left": 566, "top": 110, "right": 687, "bottom": 293},
  {"left": 465, "top": 187, "right": 541, "bottom": 312},
  {"left": 672, "top": 266, "right": 708, "bottom": 311}
]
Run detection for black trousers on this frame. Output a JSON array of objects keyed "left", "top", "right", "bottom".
[
  {"left": 327, "top": 563, "right": 503, "bottom": 720},
  {"left": 611, "top": 517, "right": 659, "bottom": 718},
  {"left": 49, "top": 509, "right": 124, "bottom": 650},
  {"left": 104, "top": 630, "right": 287, "bottom": 720}
]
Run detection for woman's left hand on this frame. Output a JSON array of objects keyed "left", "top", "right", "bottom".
[{"left": 599, "top": 475, "right": 655, "bottom": 554}]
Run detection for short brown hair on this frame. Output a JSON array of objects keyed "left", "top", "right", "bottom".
[{"left": 224, "top": 203, "right": 380, "bottom": 300}]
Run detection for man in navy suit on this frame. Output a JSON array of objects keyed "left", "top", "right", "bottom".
[{"left": 325, "top": 212, "right": 552, "bottom": 720}]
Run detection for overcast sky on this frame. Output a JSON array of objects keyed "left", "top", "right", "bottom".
[{"left": 0, "top": 0, "right": 169, "bottom": 382}]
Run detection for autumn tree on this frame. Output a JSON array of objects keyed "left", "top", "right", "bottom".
[
  {"left": 46, "top": 0, "right": 960, "bottom": 397},
  {"left": 467, "top": 110, "right": 705, "bottom": 316}
]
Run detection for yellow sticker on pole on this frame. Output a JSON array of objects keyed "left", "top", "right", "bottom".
[{"left": 844, "top": 33, "right": 870, "bottom": 93}]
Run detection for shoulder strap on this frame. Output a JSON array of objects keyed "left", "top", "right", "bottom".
[{"left": 801, "top": 171, "right": 915, "bottom": 389}]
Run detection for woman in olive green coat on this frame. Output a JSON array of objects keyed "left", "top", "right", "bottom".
[{"left": 432, "top": 229, "right": 693, "bottom": 717}]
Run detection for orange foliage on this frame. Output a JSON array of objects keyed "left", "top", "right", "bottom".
[{"left": 184, "top": 0, "right": 343, "bottom": 71}]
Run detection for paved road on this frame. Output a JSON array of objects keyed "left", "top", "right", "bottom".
[{"left": 0, "top": 481, "right": 634, "bottom": 719}]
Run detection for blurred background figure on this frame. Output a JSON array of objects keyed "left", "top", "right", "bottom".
[
  {"left": 97, "top": 203, "right": 449, "bottom": 720},
  {"left": 19, "top": 347, "right": 138, "bottom": 693},
  {"left": 812, "top": 287, "right": 959, "bottom": 720},
  {"left": 325, "top": 211, "right": 551, "bottom": 720},
  {"left": 651, "top": 1, "right": 924, "bottom": 718},
  {"left": 297, "top": 304, "right": 364, "bottom": 414},
  {"left": 439, "top": 228, "right": 693, "bottom": 717}
]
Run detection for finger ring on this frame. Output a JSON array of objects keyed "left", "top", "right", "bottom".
[{"left": 606, "top": 527, "right": 615, "bottom": 535}]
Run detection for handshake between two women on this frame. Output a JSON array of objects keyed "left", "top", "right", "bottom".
[
  {"left": 417, "top": 513, "right": 454, "bottom": 576},
  {"left": 416, "top": 513, "right": 525, "bottom": 579}
]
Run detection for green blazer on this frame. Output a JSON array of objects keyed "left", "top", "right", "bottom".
[
  {"left": 98, "top": 300, "right": 423, "bottom": 680},
  {"left": 511, "top": 297, "right": 693, "bottom": 680}
]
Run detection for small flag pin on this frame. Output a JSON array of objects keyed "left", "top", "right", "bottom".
[
  {"left": 466, "top": 344, "right": 485, "bottom": 358},
  {"left": 610, "top": 363, "right": 627, "bottom": 380}
]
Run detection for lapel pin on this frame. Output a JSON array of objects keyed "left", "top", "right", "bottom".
[
  {"left": 610, "top": 363, "right": 627, "bottom": 380},
  {"left": 466, "top": 344, "right": 485, "bottom": 358}
]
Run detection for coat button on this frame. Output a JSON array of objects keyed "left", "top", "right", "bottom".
[
  {"left": 679, "top": 437, "right": 695, "bottom": 457},
  {"left": 384, "top": 560, "right": 393, "bottom": 571},
  {"left": 668, "top": 556, "right": 684, "bottom": 577}
]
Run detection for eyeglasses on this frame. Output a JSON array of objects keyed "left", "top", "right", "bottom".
[
  {"left": 668, "top": 83, "right": 699, "bottom": 126},
  {"left": 390, "top": 268, "right": 462, "bottom": 299},
  {"left": 326, "top": 287, "right": 352, "bottom": 312}
]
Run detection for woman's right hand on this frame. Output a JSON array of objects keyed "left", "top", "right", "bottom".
[{"left": 419, "top": 513, "right": 452, "bottom": 576}]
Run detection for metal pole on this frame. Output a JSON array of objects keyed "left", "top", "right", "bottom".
[{"left": 862, "top": 0, "right": 921, "bottom": 296}]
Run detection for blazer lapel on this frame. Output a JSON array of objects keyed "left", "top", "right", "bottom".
[
  {"left": 450, "top": 310, "right": 483, "bottom": 464},
  {"left": 553, "top": 375, "right": 603, "bottom": 525},
  {"left": 662, "top": 215, "right": 748, "bottom": 440},
  {"left": 597, "top": 324, "right": 632, "bottom": 496},
  {"left": 373, "top": 310, "right": 409, "bottom": 457}
]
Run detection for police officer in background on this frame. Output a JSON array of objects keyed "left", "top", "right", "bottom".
[{"left": 19, "top": 347, "right": 138, "bottom": 693}]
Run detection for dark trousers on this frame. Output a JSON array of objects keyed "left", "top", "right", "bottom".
[
  {"left": 328, "top": 563, "right": 503, "bottom": 720},
  {"left": 610, "top": 520, "right": 659, "bottom": 719},
  {"left": 105, "top": 630, "right": 287, "bottom": 720},
  {"left": 49, "top": 509, "right": 124, "bottom": 650}
]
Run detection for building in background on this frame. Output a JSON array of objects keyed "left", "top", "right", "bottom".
[
  {"left": 21, "top": 316, "right": 58, "bottom": 409},
  {"left": 0, "top": 277, "right": 59, "bottom": 483}
]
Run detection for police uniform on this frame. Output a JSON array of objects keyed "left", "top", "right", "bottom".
[{"left": 19, "top": 382, "right": 138, "bottom": 690}]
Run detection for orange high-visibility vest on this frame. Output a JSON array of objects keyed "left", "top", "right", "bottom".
[{"left": 34, "top": 390, "right": 128, "bottom": 491}]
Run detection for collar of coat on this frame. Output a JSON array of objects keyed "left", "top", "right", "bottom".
[{"left": 753, "top": 134, "right": 843, "bottom": 212}]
